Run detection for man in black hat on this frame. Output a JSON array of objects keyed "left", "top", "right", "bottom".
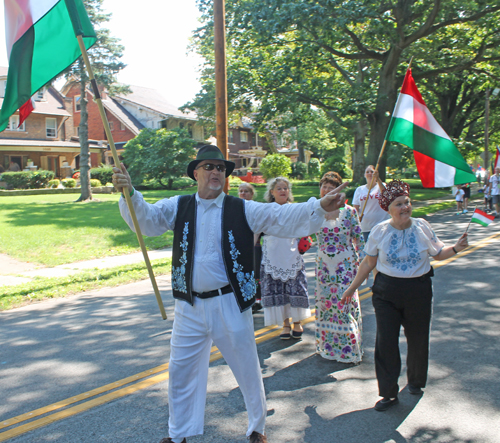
[{"left": 113, "top": 145, "right": 347, "bottom": 443}]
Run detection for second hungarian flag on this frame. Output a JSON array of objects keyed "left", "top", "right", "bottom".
[
  {"left": 0, "top": 0, "right": 97, "bottom": 132},
  {"left": 385, "top": 68, "right": 477, "bottom": 188}
]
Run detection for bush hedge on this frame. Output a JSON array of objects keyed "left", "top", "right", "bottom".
[
  {"left": 90, "top": 166, "right": 114, "bottom": 185},
  {"left": 90, "top": 179, "right": 102, "bottom": 188},
  {"left": 48, "top": 179, "right": 60, "bottom": 188},
  {"left": 61, "top": 178, "right": 77, "bottom": 188},
  {"left": 1, "top": 170, "right": 55, "bottom": 189}
]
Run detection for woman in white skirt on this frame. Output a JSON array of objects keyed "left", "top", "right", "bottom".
[{"left": 260, "top": 177, "right": 311, "bottom": 339}]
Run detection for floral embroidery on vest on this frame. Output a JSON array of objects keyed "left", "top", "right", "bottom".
[
  {"left": 172, "top": 222, "right": 189, "bottom": 293},
  {"left": 387, "top": 231, "right": 421, "bottom": 271},
  {"left": 228, "top": 230, "right": 256, "bottom": 301}
]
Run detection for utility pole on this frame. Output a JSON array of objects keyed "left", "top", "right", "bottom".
[
  {"left": 214, "top": 0, "right": 229, "bottom": 194},
  {"left": 485, "top": 88, "right": 490, "bottom": 172}
]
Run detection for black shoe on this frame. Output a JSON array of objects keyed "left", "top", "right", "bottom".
[
  {"left": 408, "top": 384, "right": 423, "bottom": 395},
  {"left": 252, "top": 302, "right": 262, "bottom": 313},
  {"left": 374, "top": 397, "right": 399, "bottom": 411}
]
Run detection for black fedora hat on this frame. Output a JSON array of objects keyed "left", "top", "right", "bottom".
[{"left": 187, "top": 145, "right": 235, "bottom": 180}]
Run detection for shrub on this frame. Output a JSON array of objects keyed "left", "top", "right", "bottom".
[
  {"left": 308, "top": 158, "right": 321, "bottom": 178},
  {"left": 1, "top": 170, "right": 54, "bottom": 189},
  {"left": 1, "top": 171, "right": 32, "bottom": 189},
  {"left": 290, "top": 161, "right": 308, "bottom": 179},
  {"left": 259, "top": 154, "right": 292, "bottom": 180},
  {"left": 48, "top": 179, "right": 60, "bottom": 188},
  {"left": 90, "top": 166, "right": 113, "bottom": 185},
  {"left": 90, "top": 179, "right": 102, "bottom": 188},
  {"left": 61, "top": 178, "right": 77, "bottom": 188},
  {"left": 30, "top": 170, "right": 55, "bottom": 188}
]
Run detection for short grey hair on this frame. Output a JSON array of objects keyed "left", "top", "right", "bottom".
[{"left": 264, "top": 176, "right": 294, "bottom": 203}]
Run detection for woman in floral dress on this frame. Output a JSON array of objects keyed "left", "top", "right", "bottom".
[{"left": 315, "top": 172, "right": 365, "bottom": 362}]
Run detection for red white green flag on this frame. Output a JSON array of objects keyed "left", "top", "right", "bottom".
[
  {"left": 385, "top": 68, "right": 477, "bottom": 188},
  {"left": 0, "top": 0, "right": 97, "bottom": 132},
  {"left": 470, "top": 208, "right": 494, "bottom": 227}
]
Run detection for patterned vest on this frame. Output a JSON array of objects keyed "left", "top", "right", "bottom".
[{"left": 171, "top": 194, "right": 256, "bottom": 312}]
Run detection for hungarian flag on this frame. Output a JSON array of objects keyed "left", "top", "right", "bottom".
[
  {"left": 385, "top": 68, "right": 477, "bottom": 188},
  {"left": 0, "top": 0, "right": 97, "bottom": 132},
  {"left": 470, "top": 208, "right": 494, "bottom": 227}
]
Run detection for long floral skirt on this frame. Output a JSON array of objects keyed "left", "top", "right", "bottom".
[
  {"left": 315, "top": 282, "right": 363, "bottom": 363},
  {"left": 260, "top": 264, "right": 311, "bottom": 326}
]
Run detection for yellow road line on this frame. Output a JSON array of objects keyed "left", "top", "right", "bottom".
[{"left": 2, "top": 231, "right": 499, "bottom": 441}]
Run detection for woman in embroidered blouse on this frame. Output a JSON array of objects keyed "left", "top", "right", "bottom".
[
  {"left": 341, "top": 180, "right": 468, "bottom": 412},
  {"left": 315, "top": 172, "right": 365, "bottom": 363},
  {"left": 260, "top": 177, "right": 311, "bottom": 339}
]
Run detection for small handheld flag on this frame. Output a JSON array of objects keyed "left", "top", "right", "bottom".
[{"left": 469, "top": 208, "right": 495, "bottom": 227}]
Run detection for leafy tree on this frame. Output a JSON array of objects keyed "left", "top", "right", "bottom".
[
  {"left": 123, "top": 128, "right": 196, "bottom": 190},
  {"left": 67, "top": 0, "right": 128, "bottom": 202},
  {"left": 259, "top": 154, "right": 292, "bottom": 180},
  {"left": 191, "top": 0, "right": 500, "bottom": 180}
]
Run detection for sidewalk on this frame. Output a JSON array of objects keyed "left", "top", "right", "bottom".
[{"left": 0, "top": 248, "right": 172, "bottom": 287}]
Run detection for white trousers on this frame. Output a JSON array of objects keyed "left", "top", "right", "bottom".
[{"left": 168, "top": 292, "right": 267, "bottom": 440}]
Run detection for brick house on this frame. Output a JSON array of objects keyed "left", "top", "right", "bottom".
[
  {"left": 61, "top": 82, "right": 208, "bottom": 165},
  {"left": 0, "top": 67, "right": 105, "bottom": 177}
]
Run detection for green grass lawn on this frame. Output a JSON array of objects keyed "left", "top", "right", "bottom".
[{"left": 0, "top": 180, "right": 455, "bottom": 267}]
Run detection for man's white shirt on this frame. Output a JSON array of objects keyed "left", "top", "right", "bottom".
[{"left": 120, "top": 191, "right": 327, "bottom": 293}]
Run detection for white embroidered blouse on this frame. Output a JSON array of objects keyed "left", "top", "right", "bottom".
[{"left": 364, "top": 218, "right": 444, "bottom": 278}]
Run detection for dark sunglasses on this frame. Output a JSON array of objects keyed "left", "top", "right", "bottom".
[{"left": 196, "top": 163, "right": 226, "bottom": 172}]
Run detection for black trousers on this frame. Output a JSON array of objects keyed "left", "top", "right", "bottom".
[{"left": 371, "top": 269, "right": 434, "bottom": 398}]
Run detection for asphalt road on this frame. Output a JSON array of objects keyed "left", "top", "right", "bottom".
[{"left": 1, "top": 208, "right": 499, "bottom": 443}]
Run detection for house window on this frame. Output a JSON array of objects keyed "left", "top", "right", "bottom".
[
  {"left": 35, "top": 88, "right": 45, "bottom": 101},
  {"left": 6, "top": 115, "right": 25, "bottom": 131},
  {"left": 187, "top": 123, "right": 193, "bottom": 138},
  {"left": 46, "top": 118, "right": 57, "bottom": 138},
  {"left": 228, "top": 130, "right": 234, "bottom": 143},
  {"left": 74, "top": 95, "right": 81, "bottom": 112},
  {"left": 120, "top": 122, "right": 125, "bottom": 131},
  {"left": 109, "top": 121, "right": 114, "bottom": 131},
  {"left": 240, "top": 131, "right": 248, "bottom": 142}
]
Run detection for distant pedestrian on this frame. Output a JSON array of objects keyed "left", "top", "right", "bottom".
[
  {"left": 488, "top": 167, "right": 500, "bottom": 216},
  {"left": 483, "top": 183, "right": 492, "bottom": 212},
  {"left": 462, "top": 183, "right": 471, "bottom": 213},
  {"left": 341, "top": 180, "right": 469, "bottom": 412},
  {"left": 455, "top": 186, "right": 465, "bottom": 215}
]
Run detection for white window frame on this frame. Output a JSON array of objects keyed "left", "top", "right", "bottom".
[
  {"left": 46, "top": 117, "right": 57, "bottom": 138},
  {"left": 6, "top": 115, "right": 25, "bottom": 131},
  {"left": 74, "top": 95, "right": 81, "bottom": 112},
  {"left": 36, "top": 88, "right": 45, "bottom": 101},
  {"left": 240, "top": 131, "right": 248, "bottom": 142}
]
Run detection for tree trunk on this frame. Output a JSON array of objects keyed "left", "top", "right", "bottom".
[
  {"left": 352, "top": 119, "right": 367, "bottom": 183},
  {"left": 297, "top": 139, "right": 306, "bottom": 163},
  {"left": 76, "top": 59, "right": 92, "bottom": 202},
  {"left": 366, "top": 49, "right": 402, "bottom": 181}
]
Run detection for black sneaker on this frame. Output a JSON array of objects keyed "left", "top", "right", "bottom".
[
  {"left": 374, "top": 397, "right": 399, "bottom": 411},
  {"left": 408, "top": 384, "right": 423, "bottom": 395}
]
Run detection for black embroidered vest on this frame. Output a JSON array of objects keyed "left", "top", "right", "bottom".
[{"left": 171, "top": 194, "right": 256, "bottom": 312}]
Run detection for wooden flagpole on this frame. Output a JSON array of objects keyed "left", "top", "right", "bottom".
[
  {"left": 76, "top": 35, "right": 167, "bottom": 320},
  {"left": 359, "top": 57, "right": 414, "bottom": 222},
  {"left": 214, "top": 0, "right": 230, "bottom": 194}
]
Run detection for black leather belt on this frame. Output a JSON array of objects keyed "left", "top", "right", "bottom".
[{"left": 192, "top": 284, "right": 233, "bottom": 299}]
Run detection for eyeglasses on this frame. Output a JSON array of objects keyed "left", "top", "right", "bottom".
[{"left": 196, "top": 163, "right": 226, "bottom": 172}]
